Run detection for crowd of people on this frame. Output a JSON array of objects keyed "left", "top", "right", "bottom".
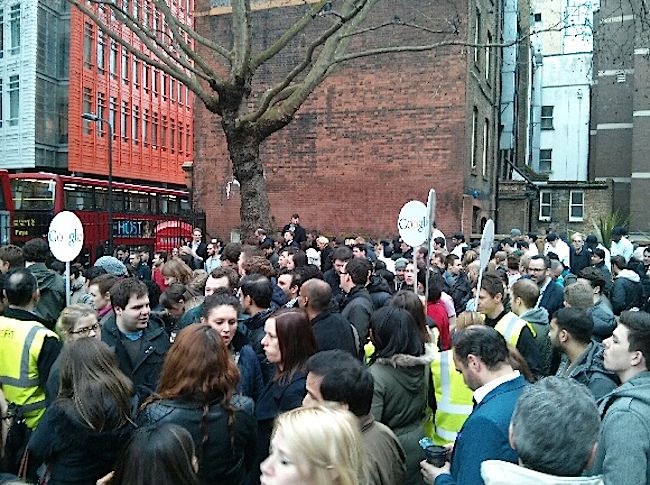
[{"left": 0, "top": 213, "right": 649, "bottom": 484}]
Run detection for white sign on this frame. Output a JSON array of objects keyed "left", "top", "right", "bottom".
[
  {"left": 475, "top": 219, "right": 495, "bottom": 298},
  {"left": 398, "top": 200, "right": 429, "bottom": 247},
  {"left": 48, "top": 211, "right": 84, "bottom": 262}
]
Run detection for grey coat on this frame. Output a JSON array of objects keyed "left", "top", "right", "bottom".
[{"left": 555, "top": 341, "right": 618, "bottom": 401}]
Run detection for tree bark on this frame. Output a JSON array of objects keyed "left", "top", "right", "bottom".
[{"left": 223, "top": 121, "right": 272, "bottom": 238}]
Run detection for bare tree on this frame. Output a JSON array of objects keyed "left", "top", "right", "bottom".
[{"left": 70, "top": 0, "right": 552, "bottom": 236}]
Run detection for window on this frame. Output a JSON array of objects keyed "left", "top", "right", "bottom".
[
  {"left": 161, "top": 115, "right": 167, "bottom": 148},
  {"left": 0, "top": 80, "right": 3, "bottom": 127},
  {"left": 97, "top": 92, "right": 106, "bottom": 136},
  {"left": 539, "top": 190, "right": 551, "bottom": 221},
  {"left": 9, "top": 4, "right": 20, "bottom": 55},
  {"left": 109, "top": 96, "right": 117, "bottom": 138},
  {"left": 170, "top": 79, "right": 176, "bottom": 101},
  {"left": 470, "top": 107, "right": 478, "bottom": 169},
  {"left": 143, "top": 1, "right": 150, "bottom": 27},
  {"left": 541, "top": 106, "right": 554, "bottom": 130},
  {"left": 616, "top": 71, "right": 626, "bottom": 83},
  {"left": 121, "top": 50, "right": 129, "bottom": 84},
  {"left": 185, "top": 123, "right": 190, "bottom": 152},
  {"left": 152, "top": 113, "right": 158, "bottom": 147},
  {"left": 152, "top": 68, "right": 158, "bottom": 93},
  {"left": 143, "top": 109, "right": 149, "bottom": 146},
  {"left": 178, "top": 123, "right": 183, "bottom": 152},
  {"left": 143, "top": 64, "right": 150, "bottom": 91},
  {"left": 534, "top": 12, "right": 542, "bottom": 22},
  {"left": 121, "top": 101, "right": 129, "bottom": 141},
  {"left": 569, "top": 191, "right": 584, "bottom": 222},
  {"left": 110, "top": 41, "right": 117, "bottom": 79},
  {"left": 132, "top": 0, "right": 139, "bottom": 19},
  {"left": 132, "top": 105, "right": 140, "bottom": 143},
  {"left": 539, "top": 149, "right": 552, "bottom": 173},
  {"left": 97, "top": 30, "right": 105, "bottom": 73},
  {"left": 0, "top": 11, "right": 4, "bottom": 58},
  {"left": 485, "top": 32, "right": 492, "bottom": 81},
  {"left": 178, "top": 81, "right": 183, "bottom": 104},
  {"left": 84, "top": 23, "right": 93, "bottom": 68},
  {"left": 170, "top": 119, "right": 175, "bottom": 151},
  {"left": 133, "top": 58, "right": 140, "bottom": 86},
  {"left": 82, "top": 87, "right": 92, "bottom": 134},
  {"left": 162, "top": 74, "right": 168, "bottom": 98},
  {"left": 482, "top": 119, "right": 489, "bottom": 177},
  {"left": 473, "top": 9, "right": 480, "bottom": 65}
]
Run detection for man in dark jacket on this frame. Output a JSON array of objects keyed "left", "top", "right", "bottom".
[
  {"left": 239, "top": 273, "right": 276, "bottom": 384},
  {"left": 129, "top": 252, "right": 152, "bottom": 281},
  {"left": 102, "top": 278, "right": 170, "bottom": 400},
  {"left": 323, "top": 246, "right": 353, "bottom": 300},
  {"left": 590, "top": 247, "right": 613, "bottom": 295},
  {"left": 366, "top": 273, "right": 392, "bottom": 309},
  {"left": 527, "top": 255, "right": 564, "bottom": 316},
  {"left": 579, "top": 267, "right": 616, "bottom": 341},
  {"left": 282, "top": 213, "right": 307, "bottom": 246},
  {"left": 22, "top": 238, "right": 65, "bottom": 330},
  {"left": 443, "top": 254, "right": 472, "bottom": 314},
  {"left": 611, "top": 255, "right": 644, "bottom": 315},
  {"left": 339, "top": 257, "right": 374, "bottom": 349},
  {"left": 550, "top": 307, "right": 618, "bottom": 400},
  {"left": 569, "top": 232, "right": 591, "bottom": 275},
  {"left": 300, "top": 279, "right": 357, "bottom": 356}
]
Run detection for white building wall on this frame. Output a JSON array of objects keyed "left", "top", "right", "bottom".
[{"left": 0, "top": 0, "right": 38, "bottom": 169}]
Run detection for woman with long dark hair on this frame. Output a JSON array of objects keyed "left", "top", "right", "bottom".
[
  {"left": 137, "top": 324, "right": 256, "bottom": 485},
  {"left": 27, "top": 338, "right": 135, "bottom": 485},
  {"left": 368, "top": 306, "right": 435, "bottom": 485},
  {"left": 254, "top": 309, "right": 318, "bottom": 480}
]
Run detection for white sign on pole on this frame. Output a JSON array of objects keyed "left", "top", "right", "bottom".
[
  {"left": 475, "top": 219, "right": 495, "bottom": 300},
  {"left": 397, "top": 200, "right": 429, "bottom": 248},
  {"left": 48, "top": 211, "right": 84, "bottom": 262}
]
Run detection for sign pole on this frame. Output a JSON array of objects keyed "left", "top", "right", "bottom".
[
  {"left": 413, "top": 252, "right": 418, "bottom": 294},
  {"left": 48, "top": 211, "right": 84, "bottom": 309},
  {"left": 65, "top": 261, "right": 71, "bottom": 306},
  {"left": 425, "top": 189, "right": 436, "bottom": 299}
]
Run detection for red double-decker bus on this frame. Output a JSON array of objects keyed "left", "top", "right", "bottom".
[{"left": 9, "top": 172, "right": 198, "bottom": 264}]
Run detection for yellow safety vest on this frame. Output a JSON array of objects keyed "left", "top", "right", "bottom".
[
  {"left": 495, "top": 312, "right": 535, "bottom": 347},
  {"left": 0, "top": 316, "right": 59, "bottom": 429},
  {"left": 428, "top": 350, "right": 474, "bottom": 445}
]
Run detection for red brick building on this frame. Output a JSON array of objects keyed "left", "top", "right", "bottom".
[{"left": 193, "top": 0, "right": 501, "bottom": 239}]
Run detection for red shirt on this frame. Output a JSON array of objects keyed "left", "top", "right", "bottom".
[{"left": 427, "top": 300, "right": 451, "bottom": 350}]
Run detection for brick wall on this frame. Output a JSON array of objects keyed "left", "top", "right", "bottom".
[{"left": 193, "top": 0, "right": 499, "bottom": 240}]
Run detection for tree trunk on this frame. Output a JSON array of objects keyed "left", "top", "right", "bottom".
[{"left": 224, "top": 124, "right": 272, "bottom": 239}]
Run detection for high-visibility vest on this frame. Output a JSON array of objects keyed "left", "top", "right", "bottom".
[
  {"left": 0, "top": 316, "right": 59, "bottom": 429},
  {"left": 429, "top": 350, "right": 474, "bottom": 445},
  {"left": 495, "top": 312, "right": 535, "bottom": 348}
]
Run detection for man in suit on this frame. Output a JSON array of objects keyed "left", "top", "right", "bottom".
[
  {"left": 421, "top": 326, "right": 528, "bottom": 485},
  {"left": 186, "top": 227, "right": 208, "bottom": 270}
]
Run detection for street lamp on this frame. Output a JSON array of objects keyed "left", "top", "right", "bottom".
[{"left": 81, "top": 112, "right": 114, "bottom": 256}]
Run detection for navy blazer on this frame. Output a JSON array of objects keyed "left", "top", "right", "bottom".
[
  {"left": 435, "top": 375, "right": 528, "bottom": 485},
  {"left": 539, "top": 280, "right": 564, "bottom": 316}
]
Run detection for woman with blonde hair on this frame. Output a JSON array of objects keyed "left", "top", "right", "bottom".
[
  {"left": 260, "top": 405, "right": 365, "bottom": 485},
  {"left": 160, "top": 258, "right": 193, "bottom": 286}
]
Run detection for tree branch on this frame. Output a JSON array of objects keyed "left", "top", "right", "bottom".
[
  {"left": 251, "top": 0, "right": 329, "bottom": 70},
  {"left": 340, "top": 19, "right": 457, "bottom": 39},
  {"left": 231, "top": 0, "right": 252, "bottom": 81}
]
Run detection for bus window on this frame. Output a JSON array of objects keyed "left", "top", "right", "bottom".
[
  {"left": 10, "top": 179, "right": 56, "bottom": 210},
  {"left": 159, "top": 194, "right": 179, "bottom": 215},
  {"left": 64, "top": 184, "right": 94, "bottom": 210},
  {"left": 126, "top": 191, "right": 151, "bottom": 213},
  {"left": 180, "top": 197, "right": 191, "bottom": 214},
  {"left": 95, "top": 187, "right": 107, "bottom": 210}
]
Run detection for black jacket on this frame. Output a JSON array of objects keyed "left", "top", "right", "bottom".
[
  {"left": 539, "top": 280, "right": 564, "bottom": 317},
  {"left": 323, "top": 268, "right": 343, "bottom": 299},
  {"left": 241, "top": 308, "right": 276, "bottom": 386},
  {"left": 282, "top": 223, "right": 306, "bottom": 246},
  {"left": 569, "top": 246, "right": 592, "bottom": 275},
  {"left": 445, "top": 272, "right": 472, "bottom": 314},
  {"left": 101, "top": 314, "right": 170, "bottom": 400},
  {"left": 310, "top": 310, "right": 357, "bottom": 357},
  {"left": 366, "top": 275, "right": 392, "bottom": 309},
  {"left": 138, "top": 396, "right": 257, "bottom": 485},
  {"left": 340, "top": 286, "right": 374, "bottom": 347},
  {"left": 28, "top": 400, "right": 134, "bottom": 485},
  {"left": 612, "top": 269, "right": 644, "bottom": 315},
  {"left": 320, "top": 246, "right": 333, "bottom": 273}
]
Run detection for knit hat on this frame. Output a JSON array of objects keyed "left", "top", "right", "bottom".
[
  {"left": 394, "top": 258, "right": 409, "bottom": 270},
  {"left": 94, "top": 256, "right": 127, "bottom": 276},
  {"left": 510, "top": 228, "right": 522, "bottom": 238}
]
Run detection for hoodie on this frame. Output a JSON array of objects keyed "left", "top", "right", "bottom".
[
  {"left": 482, "top": 460, "right": 604, "bottom": 485},
  {"left": 611, "top": 269, "right": 643, "bottom": 315},
  {"left": 590, "top": 371, "right": 650, "bottom": 484},
  {"left": 370, "top": 349, "right": 436, "bottom": 485},
  {"left": 519, "top": 307, "right": 553, "bottom": 376},
  {"left": 366, "top": 275, "right": 392, "bottom": 309},
  {"left": 555, "top": 341, "right": 619, "bottom": 401},
  {"left": 28, "top": 262, "right": 66, "bottom": 329}
]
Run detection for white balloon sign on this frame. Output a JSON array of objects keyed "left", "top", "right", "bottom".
[
  {"left": 48, "top": 211, "right": 84, "bottom": 262},
  {"left": 397, "top": 200, "right": 429, "bottom": 248}
]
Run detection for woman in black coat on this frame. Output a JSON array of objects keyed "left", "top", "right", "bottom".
[
  {"left": 137, "top": 324, "right": 257, "bottom": 485},
  {"left": 28, "top": 339, "right": 135, "bottom": 485}
]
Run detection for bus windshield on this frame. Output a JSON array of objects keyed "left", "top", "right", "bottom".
[{"left": 11, "top": 178, "right": 56, "bottom": 210}]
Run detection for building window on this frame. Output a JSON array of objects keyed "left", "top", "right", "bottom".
[
  {"left": 109, "top": 96, "right": 117, "bottom": 139},
  {"left": 616, "top": 71, "right": 626, "bottom": 83},
  {"left": 0, "top": 79, "right": 3, "bottom": 127},
  {"left": 110, "top": 42, "right": 117, "bottom": 79},
  {"left": 133, "top": 58, "right": 140, "bottom": 86},
  {"left": 121, "top": 101, "right": 129, "bottom": 141},
  {"left": 162, "top": 74, "right": 168, "bottom": 98},
  {"left": 121, "top": 50, "right": 129, "bottom": 84},
  {"left": 161, "top": 115, "right": 167, "bottom": 148},
  {"left": 132, "top": 105, "right": 140, "bottom": 143},
  {"left": 178, "top": 123, "right": 183, "bottom": 152},
  {"left": 539, "top": 149, "right": 552, "bottom": 173},
  {"left": 541, "top": 106, "right": 554, "bottom": 130},
  {"left": 143, "top": 64, "right": 150, "bottom": 91},
  {"left": 569, "top": 190, "right": 584, "bottom": 222},
  {"left": 185, "top": 123, "right": 190, "bottom": 152},
  {"left": 152, "top": 68, "right": 158, "bottom": 94},
  {"left": 170, "top": 119, "right": 175, "bottom": 151},
  {"left": 539, "top": 190, "right": 551, "bottom": 221},
  {"left": 82, "top": 87, "right": 92, "bottom": 134},
  {"left": 152, "top": 112, "right": 158, "bottom": 147},
  {"left": 473, "top": 9, "right": 480, "bottom": 65},
  {"left": 97, "top": 30, "right": 105, "bottom": 74},
  {"left": 143, "top": 109, "right": 149, "bottom": 146},
  {"left": 0, "top": 11, "right": 5, "bottom": 58},
  {"left": 97, "top": 92, "right": 106, "bottom": 137},
  {"left": 178, "top": 81, "right": 183, "bottom": 104},
  {"left": 534, "top": 13, "right": 542, "bottom": 22},
  {"left": 84, "top": 23, "right": 93, "bottom": 69},
  {"left": 170, "top": 79, "right": 176, "bottom": 101},
  {"left": 132, "top": 0, "right": 139, "bottom": 19},
  {"left": 482, "top": 119, "right": 489, "bottom": 177},
  {"left": 470, "top": 106, "right": 478, "bottom": 169},
  {"left": 9, "top": 4, "right": 20, "bottom": 55},
  {"left": 485, "top": 32, "right": 492, "bottom": 81}
]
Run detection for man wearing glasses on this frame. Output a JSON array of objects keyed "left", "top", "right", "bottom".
[{"left": 528, "top": 255, "right": 564, "bottom": 317}]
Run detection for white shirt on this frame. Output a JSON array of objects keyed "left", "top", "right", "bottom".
[
  {"left": 473, "top": 371, "right": 521, "bottom": 405},
  {"left": 544, "top": 240, "right": 570, "bottom": 267},
  {"left": 611, "top": 237, "right": 634, "bottom": 263},
  {"left": 451, "top": 243, "right": 468, "bottom": 258}
]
